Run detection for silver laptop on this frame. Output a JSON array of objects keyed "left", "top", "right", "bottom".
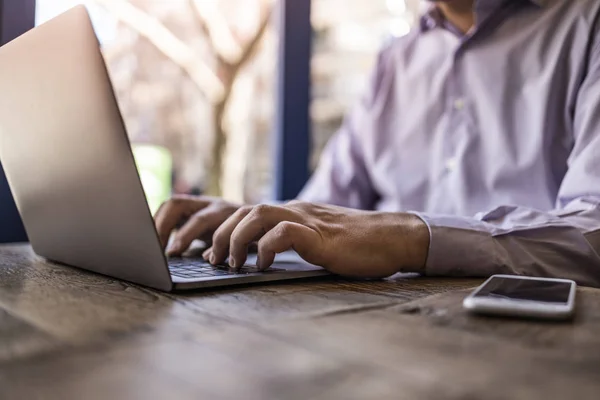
[{"left": 0, "top": 6, "right": 328, "bottom": 292}]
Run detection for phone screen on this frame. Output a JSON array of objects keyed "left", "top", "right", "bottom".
[{"left": 474, "top": 276, "right": 572, "bottom": 304}]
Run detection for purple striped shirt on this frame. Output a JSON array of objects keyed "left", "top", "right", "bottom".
[{"left": 299, "top": 0, "right": 600, "bottom": 286}]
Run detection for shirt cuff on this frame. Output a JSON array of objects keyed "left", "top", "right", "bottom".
[{"left": 408, "top": 212, "right": 498, "bottom": 277}]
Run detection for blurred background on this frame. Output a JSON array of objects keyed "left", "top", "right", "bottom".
[{"left": 28, "top": 0, "right": 420, "bottom": 213}]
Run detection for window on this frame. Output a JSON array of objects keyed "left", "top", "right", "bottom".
[
  {"left": 36, "top": 0, "right": 278, "bottom": 211},
  {"left": 310, "top": 0, "right": 419, "bottom": 169},
  {"left": 5, "top": 0, "right": 421, "bottom": 218}
]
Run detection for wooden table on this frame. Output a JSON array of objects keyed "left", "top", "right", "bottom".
[{"left": 1, "top": 244, "right": 599, "bottom": 400}]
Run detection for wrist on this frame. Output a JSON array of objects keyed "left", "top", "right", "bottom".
[{"left": 392, "top": 213, "right": 430, "bottom": 274}]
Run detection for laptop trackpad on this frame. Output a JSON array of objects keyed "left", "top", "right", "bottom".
[{"left": 246, "top": 251, "right": 321, "bottom": 272}]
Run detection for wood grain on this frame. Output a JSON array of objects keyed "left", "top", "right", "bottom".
[{"left": 0, "top": 243, "right": 598, "bottom": 400}]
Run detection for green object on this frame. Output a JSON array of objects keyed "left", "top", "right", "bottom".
[{"left": 132, "top": 144, "right": 172, "bottom": 215}]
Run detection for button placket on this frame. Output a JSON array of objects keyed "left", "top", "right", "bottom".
[
  {"left": 443, "top": 56, "right": 466, "bottom": 178},
  {"left": 453, "top": 97, "right": 465, "bottom": 111}
]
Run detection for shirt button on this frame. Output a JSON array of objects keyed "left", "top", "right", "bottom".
[
  {"left": 453, "top": 98, "right": 465, "bottom": 110},
  {"left": 445, "top": 158, "right": 458, "bottom": 172}
]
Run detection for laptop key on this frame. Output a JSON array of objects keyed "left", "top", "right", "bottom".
[
  {"left": 168, "top": 258, "right": 286, "bottom": 278},
  {"left": 205, "top": 269, "right": 234, "bottom": 276}
]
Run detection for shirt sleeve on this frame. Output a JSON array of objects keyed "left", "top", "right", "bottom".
[
  {"left": 297, "top": 47, "right": 394, "bottom": 209},
  {"left": 414, "top": 31, "right": 600, "bottom": 288}
]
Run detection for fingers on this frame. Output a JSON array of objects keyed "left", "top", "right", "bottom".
[
  {"left": 202, "top": 247, "right": 213, "bottom": 263},
  {"left": 210, "top": 205, "right": 254, "bottom": 264},
  {"left": 256, "top": 222, "right": 321, "bottom": 270},
  {"left": 166, "top": 204, "right": 227, "bottom": 256},
  {"left": 226, "top": 205, "right": 300, "bottom": 269},
  {"left": 154, "top": 196, "right": 209, "bottom": 249}
]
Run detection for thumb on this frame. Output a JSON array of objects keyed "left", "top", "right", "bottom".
[{"left": 256, "top": 221, "right": 323, "bottom": 270}]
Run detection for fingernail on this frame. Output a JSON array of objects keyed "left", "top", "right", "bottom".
[
  {"left": 257, "top": 256, "right": 267, "bottom": 271},
  {"left": 202, "top": 249, "right": 212, "bottom": 260},
  {"left": 167, "top": 240, "right": 181, "bottom": 255},
  {"left": 210, "top": 254, "right": 216, "bottom": 265},
  {"left": 229, "top": 256, "right": 237, "bottom": 269}
]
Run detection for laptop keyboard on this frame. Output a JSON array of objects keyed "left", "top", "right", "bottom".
[{"left": 168, "top": 257, "right": 281, "bottom": 279}]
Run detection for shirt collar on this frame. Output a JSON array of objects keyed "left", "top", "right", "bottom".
[
  {"left": 420, "top": 6, "right": 441, "bottom": 33},
  {"left": 419, "top": 5, "right": 466, "bottom": 36},
  {"left": 419, "top": 0, "right": 550, "bottom": 34}
]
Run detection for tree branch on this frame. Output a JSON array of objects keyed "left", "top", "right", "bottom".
[
  {"left": 189, "top": 0, "right": 243, "bottom": 66},
  {"left": 93, "top": 0, "right": 225, "bottom": 104},
  {"left": 229, "top": 2, "right": 274, "bottom": 79}
]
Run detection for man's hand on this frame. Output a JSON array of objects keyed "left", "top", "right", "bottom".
[
  {"left": 203, "top": 201, "right": 430, "bottom": 279},
  {"left": 154, "top": 195, "right": 241, "bottom": 256}
]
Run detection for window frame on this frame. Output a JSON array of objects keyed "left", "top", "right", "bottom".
[{"left": 273, "top": 0, "right": 312, "bottom": 201}]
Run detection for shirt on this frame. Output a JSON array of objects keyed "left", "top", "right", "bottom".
[{"left": 299, "top": 0, "right": 600, "bottom": 287}]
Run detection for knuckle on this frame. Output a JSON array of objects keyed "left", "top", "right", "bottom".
[
  {"left": 190, "top": 211, "right": 206, "bottom": 222},
  {"left": 251, "top": 204, "right": 272, "bottom": 217},
  {"left": 285, "top": 200, "right": 310, "bottom": 211},
  {"left": 170, "top": 194, "right": 208, "bottom": 207},
  {"left": 168, "top": 195, "right": 189, "bottom": 207},
  {"left": 276, "top": 221, "right": 294, "bottom": 237},
  {"left": 212, "top": 198, "right": 227, "bottom": 208},
  {"left": 227, "top": 201, "right": 242, "bottom": 211},
  {"left": 238, "top": 205, "right": 254, "bottom": 215}
]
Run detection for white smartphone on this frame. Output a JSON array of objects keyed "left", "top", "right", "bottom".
[{"left": 463, "top": 274, "right": 577, "bottom": 320}]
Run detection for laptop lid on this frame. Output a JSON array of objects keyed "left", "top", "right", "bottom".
[{"left": 0, "top": 6, "right": 173, "bottom": 291}]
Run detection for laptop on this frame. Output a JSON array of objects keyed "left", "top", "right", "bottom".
[{"left": 0, "top": 6, "right": 329, "bottom": 292}]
